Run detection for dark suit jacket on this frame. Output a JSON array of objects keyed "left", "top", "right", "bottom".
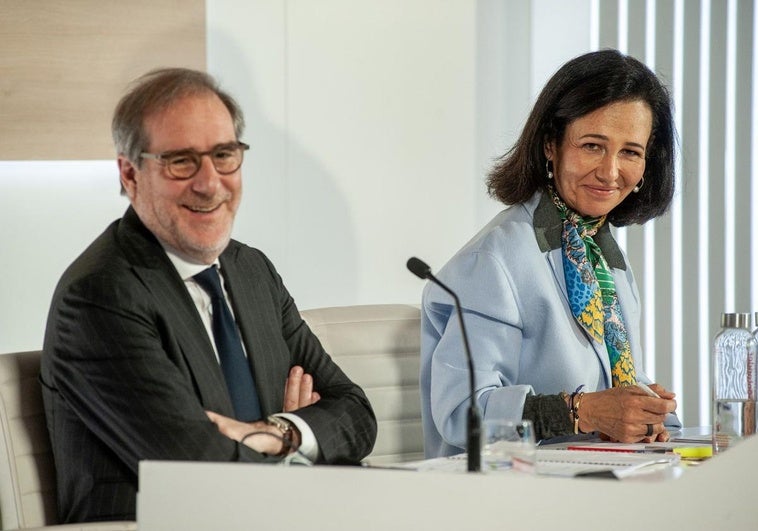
[{"left": 40, "top": 207, "right": 376, "bottom": 523}]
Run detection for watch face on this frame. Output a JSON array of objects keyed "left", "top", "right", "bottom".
[{"left": 266, "top": 416, "right": 294, "bottom": 456}]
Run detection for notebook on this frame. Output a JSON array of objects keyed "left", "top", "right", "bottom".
[
  {"left": 535, "top": 448, "right": 681, "bottom": 478},
  {"left": 385, "top": 448, "right": 680, "bottom": 478}
]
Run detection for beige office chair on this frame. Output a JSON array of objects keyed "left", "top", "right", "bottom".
[
  {"left": 300, "top": 304, "right": 424, "bottom": 465},
  {"left": 0, "top": 350, "right": 135, "bottom": 530},
  {"left": 0, "top": 305, "right": 421, "bottom": 526}
]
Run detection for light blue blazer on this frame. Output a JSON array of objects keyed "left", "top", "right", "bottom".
[{"left": 420, "top": 191, "right": 680, "bottom": 457}]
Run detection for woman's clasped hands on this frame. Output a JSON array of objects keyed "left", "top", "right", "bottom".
[{"left": 576, "top": 384, "right": 677, "bottom": 443}]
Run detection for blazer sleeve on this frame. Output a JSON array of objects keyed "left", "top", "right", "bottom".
[
  {"left": 422, "top": 248, "right": 533, "bottom": 451},
  {"left": 257, "top": 252, "right": 378, "bottom": 464},
  {"left": 42, "top": 268, "right": 275, "bottom": 476}
]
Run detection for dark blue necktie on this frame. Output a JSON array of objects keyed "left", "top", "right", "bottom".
[{"left": 194, "top": 266, "right": 262, "bottom": 421}]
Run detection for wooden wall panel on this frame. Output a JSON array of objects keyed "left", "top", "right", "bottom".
[{"left": 0, "top": 0, "right": 205, "bottom": 160}]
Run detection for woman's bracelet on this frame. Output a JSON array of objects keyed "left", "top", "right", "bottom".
[{"left": 568, "top": 384, "right": 586, "bottom": 434}]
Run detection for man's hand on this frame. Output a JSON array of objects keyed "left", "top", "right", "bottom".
[
  {"left": 206, "top": 366, "right": 318, "bottom": 454},
  {"left": 283, "top": 365, "right": 321, "bottom": 411}
]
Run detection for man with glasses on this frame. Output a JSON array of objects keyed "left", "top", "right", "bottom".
[{"left": 40, "top": 68, "right": 377, "bottom": 524}]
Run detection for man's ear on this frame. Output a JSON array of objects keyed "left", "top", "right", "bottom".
[{"left": 118, "top": 156, "right": 137, "bottom": 199}]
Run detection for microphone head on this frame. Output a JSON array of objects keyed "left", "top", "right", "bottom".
[{"left": 406, "top": 257, "right": 432, "bottom": 279}]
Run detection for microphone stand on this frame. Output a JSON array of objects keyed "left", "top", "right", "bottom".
[{"left": 407, "top": 258, "right": 481, "bottom": 472}]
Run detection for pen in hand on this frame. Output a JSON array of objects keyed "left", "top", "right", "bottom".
[{"left": 637, "top": 382, "right": 661, "bottom": 398}]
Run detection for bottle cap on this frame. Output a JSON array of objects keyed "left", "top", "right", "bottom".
[{"left": 721, "top": 313, "right": 751, "bottom": 329}]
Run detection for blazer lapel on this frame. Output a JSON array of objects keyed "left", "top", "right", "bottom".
[
  {"left": 534, "top": 192, "right": 613, "bottom": 388},
  {"left": 118, "top": 208, "right": 235, "bottom": 416},
  {"left": 219, "top": 246, "right": 289, "bottom": 416},
  {"left": 545, "top": 248, "right": 612, "bottom": 386}
]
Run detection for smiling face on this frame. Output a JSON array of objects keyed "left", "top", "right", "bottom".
[
  {"left": 118, "top": 92, "right": 242, "bottom": 264},
  {"left": 545, "top": 100, "right": 652, "bottom": 218}
]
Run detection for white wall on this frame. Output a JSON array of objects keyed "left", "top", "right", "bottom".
[
  {"left": 0, "top": 1, "right": 590, "bottom": 353},
  {"left": 206, "top": 0, "right": 486, "bottom": 311},
  {"left": 0, "top": 162, "right": 129, "bottom": 352},
  {"left": 203, "top": 0, "right": 593, "bottom": 313}
]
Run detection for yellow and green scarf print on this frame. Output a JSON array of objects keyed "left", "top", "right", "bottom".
[{"left": 550, "top": 187, "right": 637, "bottom": 387}]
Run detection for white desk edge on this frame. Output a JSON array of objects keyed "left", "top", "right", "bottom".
[{"left": 137, "top": 434, "right": 757, "bottom": 530}]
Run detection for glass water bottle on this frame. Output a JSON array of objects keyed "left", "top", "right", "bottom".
[{"left": 712, "top": 313, "right": 757, "bottom": 453}]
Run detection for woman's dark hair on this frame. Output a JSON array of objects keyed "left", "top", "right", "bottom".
[{"left": 487, "top": 49, "right": 676, "bottom": 226}]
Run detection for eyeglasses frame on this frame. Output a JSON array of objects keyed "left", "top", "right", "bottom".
[{"left": 139, "top": 141, "right": 250, "bottom": 180}]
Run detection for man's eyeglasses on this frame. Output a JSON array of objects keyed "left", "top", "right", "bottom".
[{"left": 140, "top": 142, "right": 250, "bottom": 180}]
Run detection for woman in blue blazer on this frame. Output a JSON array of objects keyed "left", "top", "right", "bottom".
[{"left": 421, "top": 50, "right": 680, "bottom": 458}]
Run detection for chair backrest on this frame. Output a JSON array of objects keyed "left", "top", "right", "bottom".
[
  {"left": 0, "top": 350, "right": 57, "bottom": 529},
  {"left": 0, "top": 306, "right": 421, "bottom": 526},
  {"left": 0, "top": 351, "right": 137, "bottom": 531},
  {"left": 300, "top": 304, "right": 423, "bottom": 465}
]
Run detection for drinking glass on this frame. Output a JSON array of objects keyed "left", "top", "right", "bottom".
[{"left": 481, "top": 419, "right": 536, "bottom": 473}]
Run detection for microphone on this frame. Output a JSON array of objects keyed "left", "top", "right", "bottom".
[{"left": 407, "top": 256, "right": 481, "bottom": 472}]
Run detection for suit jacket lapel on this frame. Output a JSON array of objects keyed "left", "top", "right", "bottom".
[
  {"left": 219, "top": 245, "right": 288, "bottom": 416},
  {"left": 118, "top": 208, "right": 235, "bottom": 416}
]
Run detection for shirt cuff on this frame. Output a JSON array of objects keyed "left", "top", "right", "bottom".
[{"left": 275, "top": 413, "right": 318, "bottom": 462}]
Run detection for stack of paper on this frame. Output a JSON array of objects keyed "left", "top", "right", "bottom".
[{"left": 535, "top": 448, "right": 681, "bottom": 478}]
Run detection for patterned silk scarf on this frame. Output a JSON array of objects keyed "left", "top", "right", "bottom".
[{"left": 550, "top": 187, "right": 637, "bottom": 387}]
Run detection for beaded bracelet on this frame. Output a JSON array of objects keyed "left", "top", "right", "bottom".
[{"left": 569, "top": 384, "right": 585, "bottom": 434}]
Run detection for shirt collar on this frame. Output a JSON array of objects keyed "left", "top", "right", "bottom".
[{"left": 159, "top": 244, "right": 220, "bottom": 281}]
